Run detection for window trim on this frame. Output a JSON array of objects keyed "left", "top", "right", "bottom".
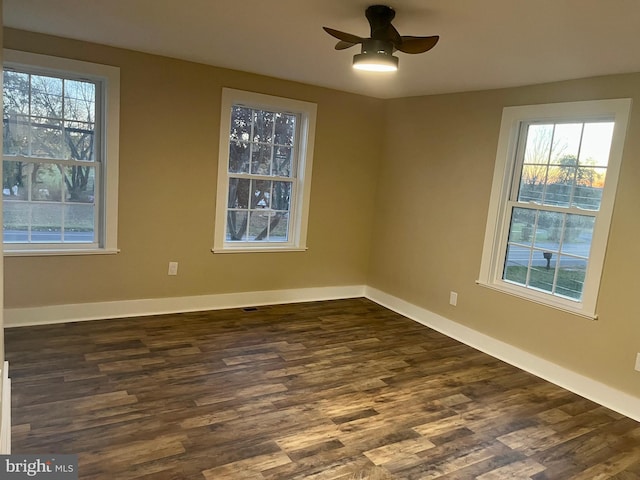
[
  {"left": 478, "top": 99, "right": 632, "bottom": 319},
  {"left": 213, "top": 88, "right": 316, "bottom": 253},
  {"left": 2, "top": 49, "right": 120, "bottom": 256}
]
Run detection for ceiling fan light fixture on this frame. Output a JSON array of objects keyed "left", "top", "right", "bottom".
[{"left": 352, "top": 52, "right": 399, "bottom": 72}]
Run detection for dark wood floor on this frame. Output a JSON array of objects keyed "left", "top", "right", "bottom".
[{"left": 5, "top": 298, "right": 640, "bottom": 479}]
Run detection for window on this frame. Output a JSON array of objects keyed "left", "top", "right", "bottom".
[
  {"left": 478, "top": 99, "right": 631, "bottom": 318},
  {"left": 2, "top": 50, "right": 120, "bottom": 255},
  {"left": 213, "top": 88, "right": 316, "bottom": 252}
]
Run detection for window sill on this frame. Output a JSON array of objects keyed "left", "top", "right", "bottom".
[
  {"left": 475, "top": 280, "right": 598, "bottom": 320},
  {"left": 4, "top": 248, "right": 120, "bottom": 257},
  {"left": 212, "top": 246, "right": 308, "bottom": 254}
]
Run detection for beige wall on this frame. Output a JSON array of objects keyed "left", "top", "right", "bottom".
[
  {"left": 369, "top": 76, "right": 640, "bottom": 398},
  {"left": 3, "top": 29, "right": 384, "bottom": 307}
]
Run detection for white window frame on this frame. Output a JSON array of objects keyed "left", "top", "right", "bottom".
[
  {"left": 2, "top": 49, "right": 120, "bottom": 256},
  {"left": 213, "top": 88, "right": 316, "bottom": 253},
  {"left": 478, "top": 99, "right": 631, "bottom": 319}
]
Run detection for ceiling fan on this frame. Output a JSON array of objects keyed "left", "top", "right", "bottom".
[{"left": 323, "top": 5, "right": 439, "bottom": 72}]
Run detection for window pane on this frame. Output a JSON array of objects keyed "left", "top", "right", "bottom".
[
  {"left": 503, "top": 245, "right": 530, "bottom": 285},
  {"left": 31, "top": 75, "right": 63, "bottom": 118},
  {"left": 274, "top": 146, "right": 293, "bottom": 177},
  {"left": 550, "top": 123, "right": 582, "bottom": 164},
  {"left": 31, "top": 119, "right": 64, "bottom": 158},
  {"left": 252, "top": 110, "right": 274, "bottom": 143},
  {"left": 64, "top": 80, "right": 95, "bottom": 123},
  {"left": 274, "top": 113, "right": 296, "bottom": 146},
  {"left": 271, "top": 181, "right": 291, "bottom": 211},
  {"left": 64, "top": 204, "right": 94, "bottom": 242},
  {"left": 31, "top": 163, "right": 63, "bottom": 202},
  {"left": 508, "top": 208, "right": 536, "bottom": 246},
  {"left": 226, "top": 211, "right": 248, "bottom": 241},
  {"left": 63, "top": 165, "right": 95, "bottom": 202},
  {"left": 534, "top": 211, "right": 563, "bottom": 252},
  {"left": 543, "top": 166, "right": 573, "bottom": 207},
  {"left": 572, "top": 167, "right": 606, "bottom": 210},
  {"left": 64, "top": 121, "right": 95, "bottom": 161},
  {"left": 270, "top": 212, "right": 289, "bottom": 241},
  {"left": 3, "top": 113, "right": 29, "bottom": 156},
  {"left": 249, "top": 210, "right": 269, "bottom": 241},
  {"left": 3, "top": 71, "right": 30, "bottom": 116},
  {"left": 579, "top": 122, "right": 614, "bottom": 167},
  {"left": 251, "top": 180, "right": 271, "bottom": 209},
  {"left": 524, "top": 124, "right": 553, "bottom": 164},
  {"left": 228, "top": 178, "right": 250, "bottom": 209},
  {"left": 528, "top": 259, "right": 556, "bottom": 294},
  {"left": 31, "top": 203, "right": 63, "bottom": 242},
  {"left": 251, "top": 144, "right": 272, "bottom": 175},
  {"left": 561, "top": 215, "right": 594, "bottom": 258},
  {"left": 3, "top": 202, "right": 29, "bottom": 242},
  {"left": 3, "top": 161, "right": 29, "bottom": 200},
  {"left": 230, "top": 106, "right": 252, "bottom": 142},
  {"left": 555, "top": 257, "right": 587, "bottom": 300},
  {"left": 229, "top": 141, "right": 250, "bottom": 173},
  {"left": 518, "top": 165, "right": 547, "bottom": 202}
]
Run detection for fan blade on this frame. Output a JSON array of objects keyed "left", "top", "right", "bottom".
[
  {"left": 396, "top": 35, "right": 439, "bottom": 54},
  {"left": 323, "top": 27, "right": 364, "bottom": 45},
  {"left": 335, "top": 40, "right": 357, "bottom": 50}
]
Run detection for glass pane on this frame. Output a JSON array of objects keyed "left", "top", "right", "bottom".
[
  {"left": 31, "top": 203, "right": 63, "bottom": 242},
  {"left": 550, "top": 123, "right": 582, "bottom": 164},
  {"left": 3, "top": 202, "right": 29, "bottom": 241},
  {"left": 65, "top": 204, "right": 94, "bottom": 242},
  {"left": 524, "top": 124, "right": 553, "bottom": 164},
  {"left": 534, "top": 211, "right": 563, "bottom": 252},
  {"left": 274, "top": 113, "right": 296, "bottom": 146},
  {"left": 3, "top": 161, "right": 29, "bottom": 200},
  {"left": 3, "top": 71, "right": 30, "bottom": 116},
  {"left": 572, "top": 167, "right": 606, "bottom": 210},
  {"left": 508, "top": 208, "right": 536, "bottom": 246},
  {"left": 251, "top": 144, "right": 272, "bottom": 175},
  {"left": 250, "top": 180, "right": 271, "bottom": 209},
  {"left": 64, "top": 121, "right": 95, "bottom": 161},
  {"left": 543, "top": 166, "right": 573, "bottom": 207},
  {"left": 528, "top": 259, "right": 555, "bottom": 293},
  {"left": 249, "top": 210, "right": 270, "bottom": 241},
  {"left": 271, "top": 181, "right": 291, "bottom": 211},
  {"left": 561, "top": 215, "right": 594, "bottom": 258},
  {"left": 274, "top": 146, "right": 293, "bottom": 177},
  {"left": 503, "top": 245, "right": 530, "bottom": 285},
  {"left": 252, "top": 110, "right": 274, "bottom": 143},
  {"left": 31, "top": 75, "right": 63, "bottom": 118},
  {"left": 64, "top": 80, "right": 95, "bottom": 123},
  {"left": 228, "top": 178, "right": 250, "bottom": 209},
  {"left": 226, "top": 211, "right": 248, "bottom": 241},
  {"left": 555, "top": 256, "right": 587, "bottom": 300},
  {"left": 230, "top": 106, "right": 252, "bottom": 142},
  {"left": 229, "top": 141, "right": 250, "bottom": 173},
  {"left": 63, "top": 166, "right": 95, "bottom": 202},
  {"left": 579, "top": 122, "right": 614, "bottom": 167},
  {"left": 31, "top": 119, "right": 64, "bottom": 158},
  {"left": 3, "top": 113, "right": 29, "bottom": 156},
  {"left": 270, "top": 212, "right": 289, "bottom": 241},
  {"left": 31, "top": 163, "right": 63, "bottom": 202},
  {"left": 518, "top": 165, "right": 547, "bottom": 202}
]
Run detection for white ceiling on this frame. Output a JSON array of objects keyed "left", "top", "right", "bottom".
[{"left": 4, "top": 0, "right": 640, "bottom": 99}]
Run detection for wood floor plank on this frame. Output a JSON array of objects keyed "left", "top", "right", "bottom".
[{"left": 5, "top": 298, "right": 640, "bottom": 479}]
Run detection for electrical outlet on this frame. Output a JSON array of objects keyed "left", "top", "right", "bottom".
[
  {"left": 635, "top": 353, "right": 640, "bottom": 372},
  {"left": 449, "top": 291, "right": 458, "bottom": 306},
  {"left": 168, "top": 262, "right": 178, "bottom": 276}
]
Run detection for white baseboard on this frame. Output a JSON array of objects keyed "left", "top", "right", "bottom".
[
  {"left": 364, "top": 286, "right": 640, "bottom": 423},
  {"left": 4, "top": 285, "right": 367, "bottom": 327},
  {"left": 4, "top": 284, "right": 639, "bottom": 422}
]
